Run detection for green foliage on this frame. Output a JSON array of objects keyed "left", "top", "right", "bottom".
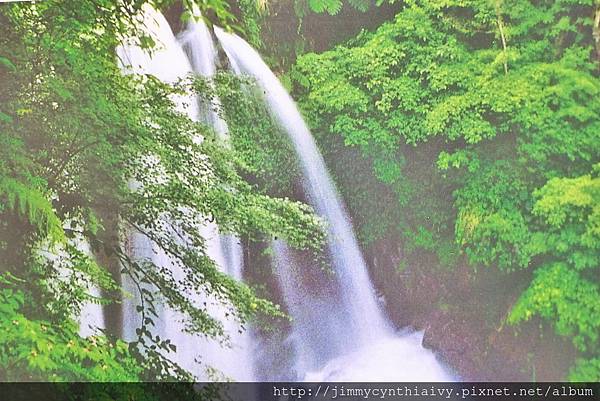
[
  {"left": 308, "top": 0, "right": 343, "bottom": 15},
  {"left": 508, "top": 262, "right": 600, "bottom": 352},
  {"left": 211, "top": 72, "right": 303, "bottom": 197},
  {"left": 0, "top": 277, "right": 140, "bottom": 381},
  {"left": 293, "top": 0, "right": 599, "bottom": 168},
  {"left": 0, "top": 177, "right": 65, "bottom": 244},
  {"left": 568, "top": 358, "right": 600, "bottom": 382},
  {"left": 454, "top": 161, "right": 533, "bottom": 270},
  {"left": 294, "top": 0, "right": 372, "bottom": 16},
  {"left": 508, "top": 166, "right": 600, "bottom": 378},
  {"left": 158, "top": 0, "right": 238, "bottom": 30},
  {"left": 0, "top": 0, "right": 324, "bottom": 382},
  {"left": 532, "top": 166, "right": 600, "bottom": 270},
  {"left": 234, "top": 0, "right": 268, "bottom": 47},
  {"left": 291, "top": 0, "right": 599, "bottom": 379}
]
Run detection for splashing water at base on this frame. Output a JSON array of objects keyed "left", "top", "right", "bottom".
[{"left": 305, "top": 332, "right": 453, "bottom": 382}]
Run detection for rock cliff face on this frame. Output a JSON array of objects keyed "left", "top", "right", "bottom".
[{"left": 364, "top": 237, "right": 577, "bottom": 381}]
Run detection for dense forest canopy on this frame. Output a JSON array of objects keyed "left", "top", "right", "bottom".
[
  {"left": 288, "top": 0, "right": 600, "bottom": 380},
  {"left": 0, "top": 0, "right": 598, "bottom": 388}
]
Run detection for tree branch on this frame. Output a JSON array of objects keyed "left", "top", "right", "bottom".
[{"left": 495, "top": 4, "right": 509, "bottom": 75}]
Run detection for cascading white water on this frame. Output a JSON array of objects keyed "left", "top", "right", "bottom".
[
  {"left": 178, "top": 12, "right": 255, "bottom": 381},
  {"left": 178, "top": 11, "right": 247, "bottom": 286},
  {"left": 215, "top": 27, "right": 390, "bottom": 339},
  {"left": 116, "top": 6, "right": 253, "bottom": 381},
  {"left": 71, "top": 234, "right": 105, "bottom": 337},
  {"left": 179, "top": 14, "right": 228, "bottom": 139},
  {"left": 78, "top": 283, "right": 105, "bottom": 337},
  {"left": 215, "top": 27, "right": 453, "bottom": 381}
]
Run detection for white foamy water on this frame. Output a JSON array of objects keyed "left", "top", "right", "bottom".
[
  {"left": 305, "top": 332, "right": 453, "bottom": 381},
  {"left": 78, "top": 284, "right": 105, "bottom": 337},
  {"left": 71, "top": 236, "right": 105, "bottom": 337}
]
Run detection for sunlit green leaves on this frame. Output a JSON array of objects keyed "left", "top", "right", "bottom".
[
  {"left": 508, "top": 262, "right": 600, "bottom": 353},
  {"left": 295, "top": 0, "right": 372, "bottom": 15},
  {"left": 308, "top": 0, "right": 343, "bottom": 14},
  {"left": 0, "top": 281, "right": 141, "bottom": 381},
  {"left": 568, "top": 358, "right": 600, "bottom": 381}
]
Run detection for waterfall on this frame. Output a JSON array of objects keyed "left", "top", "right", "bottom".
[
  {"left": 215, "top": 27, "right": 453, "bottom": 381},
  {"left": 87, "top": 4, "right": 453, "bottom": 382},
  {"left": 179, "top": 14, "right": 228, "bottom": 139},
  {"left": 214, "top": 27, "right": 390, "bottom": 339},
  {"left": 78, "top": 284, "right": 105, "bottom": 337},
  {"left": 178, "top": 11, "right": 247, "bottom": 285},
  {"left": 116, "top": 5, "right": 253, "bottom": 381}
]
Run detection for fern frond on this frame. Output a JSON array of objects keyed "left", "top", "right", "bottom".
[
  {"left": 308, "top": 0, "right": 343, "bottom": 15},
  {"left": 0, "top": 177, "right": 65, "bottom": 243},
  {"left": 348, "top": 0, "right": 370, "bottom": 12}
]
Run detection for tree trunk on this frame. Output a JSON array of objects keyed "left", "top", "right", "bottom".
[
  {"left": 593, "top": 6, "right": 600, "bottom": 67},
  {"left": 94, "top": 209, "right": 124, "bottom": 338}
]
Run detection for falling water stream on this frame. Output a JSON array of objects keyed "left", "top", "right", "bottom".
[
  {"left": 178, "top": 10, "right": 255, "bottom": 381},
  {"left": 215, "top": 27, "right": 452, "bottom": 381}
]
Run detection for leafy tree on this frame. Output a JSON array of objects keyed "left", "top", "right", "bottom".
[
  {"left": 0, "top": 275, "right": 140, "bottom": 381},
  {"left": 509, "top": 165, "right": 600, "bottom": 380},
  {"left": 0, "top": 0, "right": 323, "bottom": 381},
  {"left": 211, "top": 72, "right": 302, "bottom": 196}
]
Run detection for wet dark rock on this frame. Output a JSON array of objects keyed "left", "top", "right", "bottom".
[{"left": 364, "top": 235, "right": 577, "bottom": 381}]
